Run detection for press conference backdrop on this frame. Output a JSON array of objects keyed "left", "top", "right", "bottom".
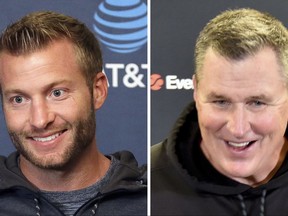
[
  {"left": 0, "top": 0, "right": 147, "bottom": 164},
  {"left": 151, "top": 0, "right": 288, "bottom": 145}
]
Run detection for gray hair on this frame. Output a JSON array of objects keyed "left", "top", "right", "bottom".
[{"left": 194, "top": 8, "right": 288, "bottom": 85}]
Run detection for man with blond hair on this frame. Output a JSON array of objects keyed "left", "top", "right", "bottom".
[{"left": 0, "top": 11, "right": 146, "bottom": 215}]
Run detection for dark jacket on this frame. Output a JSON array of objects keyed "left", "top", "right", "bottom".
[
  {"left": 151, "top": 102, "right": 288, "bottom": 216},
  {"left": 0, "top": 150, "right": 147, "bottom": 216}
]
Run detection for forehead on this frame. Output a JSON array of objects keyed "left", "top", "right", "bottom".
[
  {"left": 0, "top": 40, "right": 79, "bottom": 71},
  {"left": 197, "top": 47, "right": 287, "bottom": 98},
  {"left": 200, "top": 47, "right": 283, "bottom": 83},
  {"left": 0, "top": 40, "right": 85, "bottom": 91}
]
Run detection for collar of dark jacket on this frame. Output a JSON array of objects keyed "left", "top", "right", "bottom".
[{"left": 0, "top": 150, "right": 147, "bottom": 194}]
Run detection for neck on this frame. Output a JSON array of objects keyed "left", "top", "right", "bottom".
[{"left": 19, "top": 144, "right": 110, "bottom": 191}]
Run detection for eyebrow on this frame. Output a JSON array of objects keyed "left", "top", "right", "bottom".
[
  {"left": 206, "top": 92, "right": 230, "bottom": 100},
  {"left": 206, "top": 92, "right": 271, "bottom": 102},
  {"left": 246, "top": 95, "right": 272, "bottom": 102}
]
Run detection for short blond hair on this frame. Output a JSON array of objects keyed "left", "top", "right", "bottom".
[{"left": 0, "top": 11, "right": 102, "bottom": 89}]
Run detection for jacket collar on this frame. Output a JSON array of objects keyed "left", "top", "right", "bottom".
[{"left": 0, "top": 150, "right": 146, "bottom": 194}]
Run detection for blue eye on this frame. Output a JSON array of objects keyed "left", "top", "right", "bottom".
[
  {"left": 13, "top": 96, "right": 23, "bottom": 104},
  {"left": 52, "top": 89, "right": 63, "bottom": 97},
  {"left": 213, "top": 100, "right": 230, "bottom": 106},
  {"left": 215, "top": 100, "right": 226, "bottom": 105},
  {"left": 250, "top": 100, "right": 266, "bottom": 106}
]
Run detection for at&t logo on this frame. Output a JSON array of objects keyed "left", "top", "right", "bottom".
[
  {"left": 151, "top": 74, "right": 193, "bottom": 91},
  {"left": 93, "top": 0, "right": 147, "bottom": 54},
  {"left": 105, "top": 63, "right": 146, "bottom": 88}
]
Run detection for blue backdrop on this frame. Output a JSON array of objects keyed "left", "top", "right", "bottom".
[{"left": 0, "top": 0, "right": 147, "bottom": 165}]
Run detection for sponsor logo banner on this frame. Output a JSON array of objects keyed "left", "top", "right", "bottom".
[{"left": 151, "top": 74, "right": 193, "bottom": 90}]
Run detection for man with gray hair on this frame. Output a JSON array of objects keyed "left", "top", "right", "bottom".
[
  {"left": 152, "top": 8, "right": 288, "bottom": 215},
  {"left": 0, "top": 11, "right": 147, "bottom": 215}
]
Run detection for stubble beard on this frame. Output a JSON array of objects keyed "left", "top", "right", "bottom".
[{"left": 8, "top": 107, "right": 96, "bottom": 171}]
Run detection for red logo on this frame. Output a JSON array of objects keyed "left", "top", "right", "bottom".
[{"left": 150, "top": 74, "right": 164, "bottom": 90}]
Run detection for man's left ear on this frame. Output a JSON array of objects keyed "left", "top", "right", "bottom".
[
  {"left": 93, "top": 72, "right": 108, "bottom": 110},
  {"left": 192, "top": 74, "right": 197, "bottom": 101}
]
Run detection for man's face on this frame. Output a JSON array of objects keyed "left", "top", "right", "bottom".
[
  {"left": 0, "top": 40, "right": 106, "bottom": 170},
  {"left": 193, "top": 47, "right": 288, "bottom": 185}
]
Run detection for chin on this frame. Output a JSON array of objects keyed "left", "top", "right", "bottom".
[{"left": 26, "top": 152, "right": 70, "bottom": 170}]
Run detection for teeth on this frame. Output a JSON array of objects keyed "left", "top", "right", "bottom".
[
  {"left": 33, "top": 133, "right": 61, "bottom": 142},
  {"left": 228, "top": 141, "right": 250, "bottom": 148}
]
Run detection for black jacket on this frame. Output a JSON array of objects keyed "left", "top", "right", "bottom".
[
  {"left": 0, "top": 150, "right": 147, "bottom": 216},
  {"left": 151, "top": 102, "right": 288, "bottom": 216}
]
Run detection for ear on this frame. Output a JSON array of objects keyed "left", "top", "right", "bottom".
[
  {"left": 92, "top": 72, "right": 108, "bottom": 110},
  {"left": 192, "top": 74, "right": 198, "bottom": 102}
]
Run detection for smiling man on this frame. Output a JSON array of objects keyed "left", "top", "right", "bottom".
[
  {"left": 151, "top": 8, "right": 288, "bottom": 215},
  {"left": 0, "top": 11, "right": 146, "bottom": 215}
]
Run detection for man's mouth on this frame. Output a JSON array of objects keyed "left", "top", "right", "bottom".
[
  {"left": 227, "top": 141, "right": 256, "bottom": 150},
  {"left": 32, "top": 131, "right": 65, "bottom": 142}
]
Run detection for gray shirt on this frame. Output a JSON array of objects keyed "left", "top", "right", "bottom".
[{"left": 41, "top": 156, "right": 117, "bottom": 216}]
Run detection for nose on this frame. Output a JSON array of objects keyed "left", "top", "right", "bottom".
[
  {"left": 29, "top": 99, "right": 55, "bottom": 129},
  {"left": 226, "top": 105, "right": 250, "bottom": 138}
]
